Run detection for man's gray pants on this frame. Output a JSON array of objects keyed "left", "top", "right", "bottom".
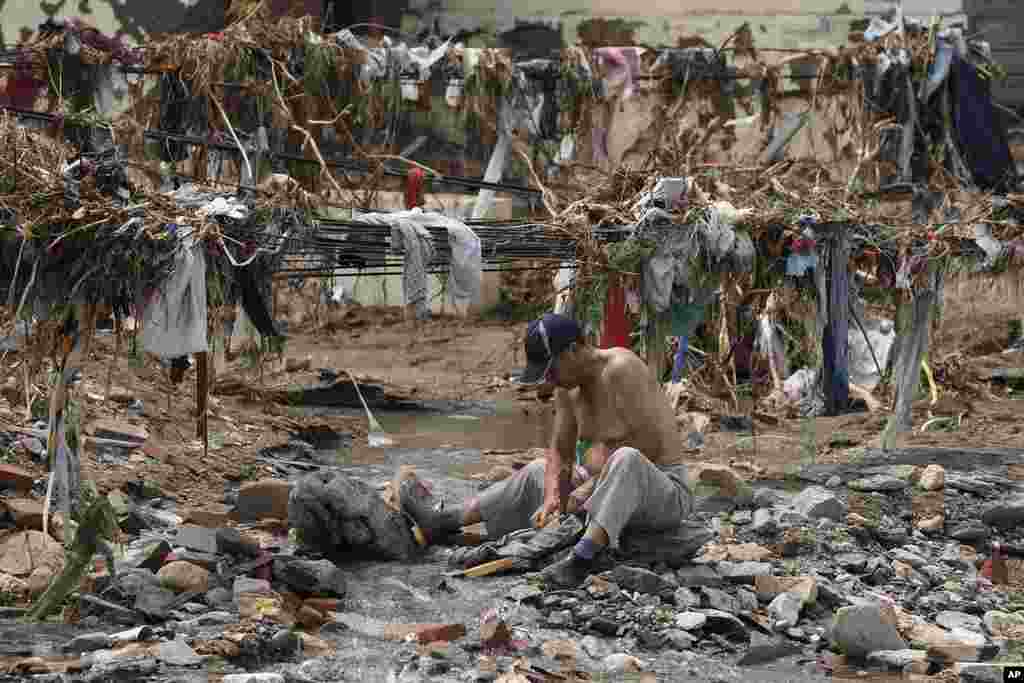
[{"left": 476, "top": 447, "right": 693, "bottom": 546}]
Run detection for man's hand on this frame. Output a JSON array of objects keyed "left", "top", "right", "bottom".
[{"left": 531, "top": 493, "right": 561, "bottom": 528}]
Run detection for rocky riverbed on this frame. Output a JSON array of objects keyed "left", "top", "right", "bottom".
[{"left": 2, "top": 442, "right": 1024, "bottom": 682}]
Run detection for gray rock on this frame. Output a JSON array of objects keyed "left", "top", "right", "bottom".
[
  {"left": 205, "top": 587, "right": 234, "bottom": 609},
  {"left": 835, "top": 553, "right": 869, "bottom": 573},
  {"left": 865, "top": 649, "right": 924, "bottom": 669},
  {"left": 736, "top": 588, "right": 759, "bottom": 613},
  {"left": 216, "top": 528, "right": 260, "bottom": 557},
  {"left": 949, "top": 523, "right": 990, "bottom": 544},
  {"left": 62, "top": 633, "right": 112, "bottom": 654},
  {"left": 981, "top": 497, "right": 1024, "bottom": 528},
  {"left": 825, "top": 475, "right": 842, "bottom": 489},
  {"left": 134, "top": 587, "right": 177, "bottom": 620},
  {"left": 737, "top": 641, "right": 801, "bottom": 666},
  {"left": 674, "top": 612, "right": 708, "bottom": 630},
  {"left": 580, "top": 635, "right": 614, "bottom": 660},
  {"left": 830, "top": 604, "right": 907, "bottom": 658},
  {"left": 114, "top": 568, "right": 162, "bottom": 597},
  {"left": 956, "top": 663, "right": 1003, "bottom": 683},
  {"left": 547, "top": 610, "right": 572, "bottom": 627},
  {"left": 847, "top": 475, "right": 907, "bottom": 493},
  {"left": 234, "top": 577, "right": 272, "bottom": 601},
  {"left": 696, "top": 609, "right": 749, "bottom": 642},
  {"left": 752, "top": 488, "right": 784, "bottom": 509},
  {"left": 891, "top": 549, "right": 929, "bottom": 569},
  {"left": 665, "top": 629, "right": 697, "bottom": 650},
  {"left": 936, "top": 611, "right": 983, "bottom": 633},
  {"left": 768, "top": 592, "right": 803, "bottom": 629},
  {"left": 701, "top": 587, "right": 739, "bottom": 614},
  {"left": 272, "top": 558, "right": 347, "bottom": 597},
  {"left": 718, "top": 561, "right": 772, "bottom": 583},
  {"left": 751, "top": 508, "right": 778, "bottom": 535},
  {"left": 175, "top": 525, "right": 220, "bottom": 554},
  {"left": 791, "top": 487, "right": 846, "bottom": 522},
  {"left": 674, "top": 587, "right": 700, "bottom": 609},
  {"left": 157, "top": 637, "right": 201, "bottom": 666},
  {"left": 611, "top": 565, "right": 671, "bottom": 595},
  {"left": 288, "top": 471, "right": 421, "bottom": 561},
  {"left": 676, "top": 565, "right": 724, "bottom": 588}
]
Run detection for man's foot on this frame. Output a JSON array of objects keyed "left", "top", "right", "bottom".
[
  {"left": 541, "top": 548, "right": 608, "bottom": 588},
  {"left": 398, "top": 476, "right": 464, "bottom": 542}
]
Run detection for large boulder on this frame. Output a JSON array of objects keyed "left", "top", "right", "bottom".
[{"left": 288, "top": 472, "right": 421, "bottom": 561}]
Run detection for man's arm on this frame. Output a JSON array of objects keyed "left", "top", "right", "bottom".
[{"left": 545, "top": 387, "right": 578, "bottom": 514}]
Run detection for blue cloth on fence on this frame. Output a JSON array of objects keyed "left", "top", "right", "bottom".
[{"left": 951, "top": 55, "right": 1016, "bottom": 191}]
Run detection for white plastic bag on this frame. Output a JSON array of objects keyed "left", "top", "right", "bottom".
[{"left": 141, "top": 239, "right": 209, "bottom": 358}]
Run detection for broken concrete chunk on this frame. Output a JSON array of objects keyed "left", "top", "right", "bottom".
[
  {"left": 830, "top": 604, "right": 907, "bottom": 658},
  {"left": 272, "top": 558, "right": 347, "bottom": 598},
  {"left": 791, "top": 486, "right": 846, "bottom": 521}
]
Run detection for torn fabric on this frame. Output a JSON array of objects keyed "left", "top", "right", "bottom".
[
  {"left": 140, "top": 236, "right": 209, "bottom": 358},
  {"left": 353, "top": 209, "right": 437, "bottom": 319}
]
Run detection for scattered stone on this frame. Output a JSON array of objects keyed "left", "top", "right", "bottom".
[
  {"left": 697, "top": 609, "right": 749, "bottom": 641},
  {"left": 701, "top": 587, "right": 739, "bottom": 614},
  {"left": 175, "top": 525, "right": 220, "bottom": 554},
  {"left": 866, "top": 649, "right": 926, "bottom": 669},
  {"left": 981, "top": 497, "right": 1024, "bottom": 528},
  {"left": 826, "top": 475, "right": 842, "bottom": 489},
  {"left": 157, "top": 561, "right": 211, "bottom": 593},
  {"left": 936, "top": 611, "right": 983, "bottom": 633},
  {"left": 830, "top": 604, "right": 907, "bottom": 658},
  {"left": 676, "top": 564, "right": 724, "bottom": 588},
  {"left": 62, "top": 633, "right": 112, "bottom": 654},
  {"left": 1, "top": 498, "right": 43, "bottom": 529},
  {"left": 737, "top": 642, "right": 801, "bottom": 666},
  {"left": 547, "top": 610, "right": 573, "bottom": 627},
  {"left": 272, "top": 558, "right": 347, "bottom": 597},
  {"left": 949, "top": 523, "right": 989, "bottom": 543},
  {"left": 754, "top": 576, "right": 818, "bottom": 604},
  {"left": 183, "top": 505, "right": 234, "bottom": 528},
  {"left": 234, "top": 577, "right": 273, "bottom": 601},
  {"left": 673, "top": 587, "right": 700, "bottom": 609},
  {"left": 134, "top": 587, "right": 177, "bottom": 620},
  {"left": 751, "top": 509, "right": 777, "bottom": 535},
  {"left": 918, "top": 465, "right": 945, "bottom": 491},
  {"left": 674, "top": 612, "right": 707, "bottom": 631},
  {"left": 610, "top": 565, "right": 671, "bottom": 595},
  {"left": 768, "top": 592, "right": 803, "bottom": 629},
  {"left": 235, "top": 478, "right": 293, "bottom": 522},
  {"left": 601, "top": 653, "right": 644, "bottom": 674},
  {"left": 848, "top": 475, "right": 907, "bottom": 493},
  {"left": 835, "top": 552, "right": 869, "bottom": 573},
  {"left": 216, "top": 528, "right": 261, "bottom": 557},
  {"left": 157, "top": 637, "right": 201, "bottom": 666},
  {"left": 0, "top": 464, "right": 36, "bottom": 491},
  {"left": 718, "top": 561, "right": 772, "bottom": 583},
  {"left": 0, "top": 530, "right": 64, "bottom": 578},
  {"left": 791, "top": 487, "right": 846, "bottom": 521},
  {"left": 664, "top": 629, "right": 697, "bottom": 650}
]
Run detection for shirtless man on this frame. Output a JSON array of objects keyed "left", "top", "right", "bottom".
[{"left": 400, "top": 313, "right": 693, "bottom": 586}]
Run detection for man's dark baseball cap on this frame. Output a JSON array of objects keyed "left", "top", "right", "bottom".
[{"left": 517, "top": 313, "right": 583, "bottom": 385}]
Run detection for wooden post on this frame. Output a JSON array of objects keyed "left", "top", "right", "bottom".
[
  {"left": 823, "top": 223, "right": 850, "bottom": 415},
  {"left": 196, "top": 352, "right": 209, "bottom": 457}
]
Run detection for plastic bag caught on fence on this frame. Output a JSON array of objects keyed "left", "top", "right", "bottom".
[{"left": 140, "top": 238, "right": 210, "bottom": 358}]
